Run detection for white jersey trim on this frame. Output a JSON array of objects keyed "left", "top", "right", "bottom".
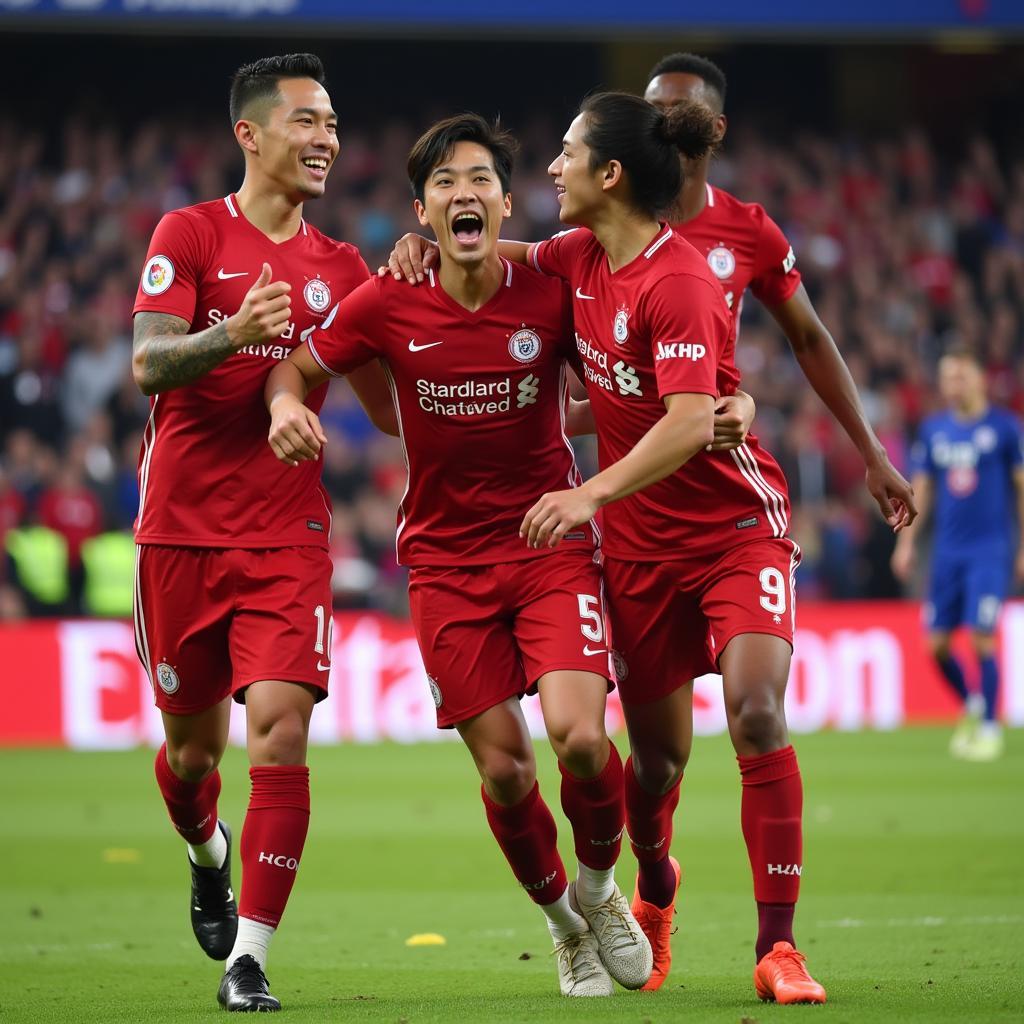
[
  {"left": 557, "top": 363, "right": 601, "bottom": 549},
  {"left": 135, "top": 395, "right": 160, "bottom": 531},
  {"left": 788, "top": 538, "right": 801, "bottom": 636},
  {"left": 224, "top": 194, "right": 238, "bottom": 218},
  {"left": 503, "top": 257, "right": 513, "bottom": 287},
  {"left": 307, "top": 336, "right": 343, "bottom": 378},
  {"left": 382, "top": 362, "right": 411, "bottom": 562},
  {"left": 644, "top": 226, "right": 673, "bottom": 259},
  {"left": 729, "top": 444, "right": 787, "bottom": 537},
  {"left": 132, "top": 545, "right": 153, "bottom": 687},
  {"left": 705, "top": 183, "right": 715, "bottom": 208}
]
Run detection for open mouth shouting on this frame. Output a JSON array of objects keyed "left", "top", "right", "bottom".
[{"left": 451, "top": 210, "right": 484, "bottom": 248}]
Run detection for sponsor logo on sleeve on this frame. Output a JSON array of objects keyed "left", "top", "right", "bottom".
[
  {"left": 141, "top": 255, "right": 174, "bottom": 296},
  {"left": 655, "top": 341, "right": 706, "bottom": 361},
  {"left": 782, "top": 246, "right": 797, "bottom": 274}
]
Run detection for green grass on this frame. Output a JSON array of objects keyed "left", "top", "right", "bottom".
[{"left": 1, "top": 727, "right": 1022, "bottom": 1023}]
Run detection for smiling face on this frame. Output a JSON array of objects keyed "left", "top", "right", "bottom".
[
  {"left": 237, "top": 76, "right": 340, "bottom": 201},
  {"left": 415, "top": 140, "right": 511, "bottom": 269},
  {"left": 547, "top": 112, "right": 610, "bottom": 228}
]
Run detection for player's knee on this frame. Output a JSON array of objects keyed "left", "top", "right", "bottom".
[
  {"left": 630, "top": 749, "right": 686, "bottom": 794},
  {"left": 249, "top": 711, "right": 309, "bottom": 765},
  {"left": 731, "top": 697, "right": 786, "bottom": 752},
  {"left": 551, "top": 723, "right": 607, "bottom": 778},
  {"left": 480, "top": 751, "right": 536, "bottom": 805},
  {"left": 166, "top": 743, "right": 220, "bottom": 782}
]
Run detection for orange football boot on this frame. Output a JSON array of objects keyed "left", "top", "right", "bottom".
[
  {"left": 753, "top": 941, "right": 827, "bottom": 1004},
  {"left": 630, "top": 856, "right": 681, "bottom": 991}
]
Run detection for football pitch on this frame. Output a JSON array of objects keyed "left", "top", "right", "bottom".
[{"left": 1, "top": 727, "right": 1021, "bottom": 1023}]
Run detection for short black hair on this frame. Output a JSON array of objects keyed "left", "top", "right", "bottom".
[
  {"left": 407, "top": 113, "right": 518, "bottom": 204},
  {"left": 579, "top": 92, "right": 717, "bottom": 219},
  {"left": 229, "top": 53, "right": 326, "bottom": 126},
  {"left": 647, "top": 52, "right": 727, "bottom": 111}
]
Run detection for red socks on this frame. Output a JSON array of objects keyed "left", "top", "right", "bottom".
[
  {"left": 559, "top": 741, "right": 625, "bottom": 870},
  {"left": 624, "top": 755, "right": 681, "bottom": 908},
  {"left": 154, "top": 743, "right": 220, "bottom": 845},
  {"left": 238, "top": 765, "right": 311, "bottom": 928},
  {"left": 737, "top": 745, "right": 802, "bottom": 960},
  {"left": 481, "top": 782, "right": 567, "bottom": 905}
]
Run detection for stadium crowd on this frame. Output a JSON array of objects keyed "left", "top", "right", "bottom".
[{"left": 1, "top": 111, "right": 1022, "bottom": 616}]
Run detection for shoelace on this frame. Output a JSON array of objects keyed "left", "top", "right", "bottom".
[
  {"left": 589, "top": 896, "right": 641, "bottom": 952},
  {"left": 231, "top": 956, "right": 271, "bottom": 990},
  {"left": 552, "top": 935, "right": 602, "bottom": 983},
  {"left": 635, "top": 904, "right": 677, "bottom": 943},
  {"left": 768, "top": 947, "right": 811, "bottom": 981}
]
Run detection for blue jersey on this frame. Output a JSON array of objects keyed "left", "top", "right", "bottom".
[{"left": 911, "top": 406, "right": 1023, "bottom": 553}]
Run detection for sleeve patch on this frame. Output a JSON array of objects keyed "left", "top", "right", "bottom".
[{"left": 141, "top": 255, "right": 175, "bottom": 295}]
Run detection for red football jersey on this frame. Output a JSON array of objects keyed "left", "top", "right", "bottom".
[
  {"left": 132, "top": 194, "right": 369, "bottom": 548},
  {"left": 306, "top": 262, "right": 597, "bottom": 567},
  {"left": 530, "top": 225, "right": 791, "bottom": 560},
  {"left": 677, "top": 183, "right": 801, "bottom": 328}
]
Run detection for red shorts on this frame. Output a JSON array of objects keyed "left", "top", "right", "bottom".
[
  {"left": 408, "top": 550, "right": 610, "bottom": 728},
  {"left": 603, "top": 538, "right": 801, "bottom": 704},
  {"left": 134, "top": 544, "right": 334, "bottom": 714}
]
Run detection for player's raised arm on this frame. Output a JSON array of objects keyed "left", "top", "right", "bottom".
[
  {"left": 522, "top": 391, "right": 715, "bottom": 548},
  {"left": 768, "top": 284, "right": 916, "bottom": 531},
  {"left": 133, "top": 263, "right": 290, "bottom": 395},
  {"left": 264, "top": 343, "right": 331, "bottom": 466}
]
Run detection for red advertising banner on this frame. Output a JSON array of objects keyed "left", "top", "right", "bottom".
[{"left": 1, "top": 601, "right": 1021, "bottom": 749}]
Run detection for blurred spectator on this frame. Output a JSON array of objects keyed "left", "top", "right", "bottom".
[{"left": 1, "top": 109, "right": 1023, "bottom": 611}]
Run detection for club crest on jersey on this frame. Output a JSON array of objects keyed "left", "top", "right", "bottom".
[
  {"left": 508, "top": 327, "right": 542, "bottom": 363},
  {"left": 304, "top": 277, "right": 331, "bottom": 313},
  {"left": 613, "top": 308, "right": 630, "bottom": 345},
  {"left": 155, "top": 662, "right": 180, "bottom": 695},
  {"left": 141, "top": 255, "right": 174, "bottom": 296},
  {"left": 707, "top": 246, "right": 736, "bottom": 280},
  {"left": 427, "top": 674, "right": 443, "bottom": 708}
]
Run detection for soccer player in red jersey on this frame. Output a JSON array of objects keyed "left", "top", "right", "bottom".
[
  {"left": 497, "top": 93, "right": 829, "bottom": 1003},
  {"left": 264, "top": 114, "right": 653, "bottom": 997},
  {"left": 625, "top": 52, "right": 915, "bottom": 990},
  {"left": 131, "top": 54, "right": 389, "bottom": 1012},
  {"left": 644, "top": 53, "right": 915, "bottom": 529}
]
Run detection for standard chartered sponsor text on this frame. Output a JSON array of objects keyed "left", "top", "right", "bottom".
[{"left": 417, "top": 377, "right": 514, "bottom": 416}]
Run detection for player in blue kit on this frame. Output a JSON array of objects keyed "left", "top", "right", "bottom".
[{"left": 892, "top": 346, "right": 1024, "bottom": 761}]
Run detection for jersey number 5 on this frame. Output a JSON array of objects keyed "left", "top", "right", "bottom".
[{"left": 577, "top": 594, "right": 604, "bottom": 643}]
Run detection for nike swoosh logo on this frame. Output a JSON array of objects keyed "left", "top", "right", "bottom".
[
  {"left": 409, "top": 339, "right": 444, "bottom": 352},
  {"left": 575, "top": 287, "right": 596, "bottom": 300},
  {"left": 217, "top": 268, "right": 249, "bottom": 280},
  {"left": 583, "top": 646, "right": 607, "bottom": 656},
  {"left": 316, "top": 661, "right": 331, "bottom": 672}
]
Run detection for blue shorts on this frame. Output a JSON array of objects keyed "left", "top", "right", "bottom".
[{"left": 924, "top": 548, "right": 1011, "bottom": 634}]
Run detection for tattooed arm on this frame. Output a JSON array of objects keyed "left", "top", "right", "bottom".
[
  {"left": 132, "top": 262, "right": 292, "bottom": 395},
  {"left": 132, "top": 312, "right": 235, "bottom": 395}
]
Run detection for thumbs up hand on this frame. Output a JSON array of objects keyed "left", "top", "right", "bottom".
[{"left": 226, "top": 262, "right": 292, "bottom": 348}]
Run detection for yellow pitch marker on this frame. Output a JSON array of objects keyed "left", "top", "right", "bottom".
[
  {"left": 405, "top": 933, "right": 446, "bottom": 947},
  {"left": 102, "top": 848, "right": 141, "bottom": 864}
]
